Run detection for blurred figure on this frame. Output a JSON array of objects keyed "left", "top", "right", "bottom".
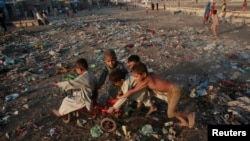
[
  {"left": 242, "top": 0, "right": 247, "bottom": 11},
  {"left": 221, "top": 2, "right": 227, "bottom": 23},
  {"left": 203, "top": 1, "right": 211, "bottom": 24},
  {"left": 0, "top": 11, "right": 7, "bottom": 32},
  {"left": 211, "top": 9, "right": 219, "bottom": 39},
  {"left": 41, "top": 10, "right": 49, "bottom": 24},
  {"left": 35, "top": 10, "right": 45, "bottom": 25}
]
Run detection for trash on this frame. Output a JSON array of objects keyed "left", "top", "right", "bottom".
[
  {"left": 12, "top": 111, "right": 19, "bottom": 115},
  {"left": 168, "top": 127, "right": 176, "bottom": 138},
  {"left": 90, "top": 124, "right": 103, "bottom": 138},
  {"left": 124, "top": 44, "right": 134, "bottom": 49},
  {"left": 90, "top": 64, "right": 96, "bottom": 68},
  {"left": 140, "top": 124, "right": 154, "bottom": 136},
  {"left": 23, "top": 104, "right": 29, "bottom": 109},
  {"left": 5, "top": 93, "right": 20, "bottom": 101},
  {"left": 76, "top": 118, "right": 87, "bottom": 127},
  {"left": 122, "top": 125, "right": 128, "bottom": 136},
  {"left": 196, "top": 89, "right": 208, "bottom": 96},
  {"left": 173, "top": 10, "right": 182, "bottom": 14},
  {"left": 49, "top": 128, "right": 57, "bottom": 137},
  {"left": 189, "top": 88, "right": 196, "bottom": 98},
  {"left": 24, "top": 87, "right": 34, "bottom": 93},
  {"left": 115, "top": 130, "right": 122, "bottom": 136},
  {"left": 0, "top": 119, "right": 7, "bottom": 125},
  {"left": 162, "top": 127, "right": 168, "bottom": 134},
  {"left": 63, "top": 74, "right": 77, "bottom": 81},
  {"left": 164, "top": 121, "right": 174, "bottom": 127},
  {"left": 5, "top": 132, "right": 9, "bottom": 140}
]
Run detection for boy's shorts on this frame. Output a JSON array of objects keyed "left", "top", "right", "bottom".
[{"left": 152, "top": 85, "right": 182, "bottom": 118}]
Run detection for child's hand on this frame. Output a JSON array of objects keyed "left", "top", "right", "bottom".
[
  {"left": 107, "top": 107, "right": 114, "bottom": 113},
  {"left": 117, "top": 94, "right": 125, "bottom": 99},
  {"left": 116, "top": 91, "right": 123, "bottom": 98}
]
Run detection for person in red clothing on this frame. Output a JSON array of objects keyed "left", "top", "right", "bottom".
[
  {"left": 210, "top": 2, "right": 216, "bottom": 16},
  {"left": 203, "top": 1, "right": 211, "bottom": 24},
  {"left": 242, "top": 0, "right": 247, "bottom": 11}
]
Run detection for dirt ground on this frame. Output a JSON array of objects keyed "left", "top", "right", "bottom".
[{"left": 0, "top": 5, "right": 250, "bottom": 141}]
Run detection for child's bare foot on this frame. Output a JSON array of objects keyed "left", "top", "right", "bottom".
[
  {"left": 145, "top": 106, "right": 157, "bottom": 117},
  {"left": 188, "top": 112, "right": 195, "bottom": 128},
  {"left": 52, "top": 109, "right": 62, "bottom": 117}
]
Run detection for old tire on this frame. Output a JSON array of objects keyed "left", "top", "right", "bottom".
[{"left": 100, "top": 118, "right": 117, "bottom": 132}]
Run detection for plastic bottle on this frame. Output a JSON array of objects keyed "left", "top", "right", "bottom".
[{"left": 5, "top": 93, "right": 20, "bottom": 101}]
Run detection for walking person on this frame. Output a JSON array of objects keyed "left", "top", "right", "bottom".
[
  {"left": 156, "top": 2, "right": 159, "bottom": 11},
  {"left": 221, "top": 2, "right": 227, "bottom": 23},
  {"left": 211, "top": 9, "right": 219, "bottom": 39}
]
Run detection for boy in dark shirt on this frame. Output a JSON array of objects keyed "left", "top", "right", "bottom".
[{"left": 97, "top": 49, "right": 128, "bottom": 98}]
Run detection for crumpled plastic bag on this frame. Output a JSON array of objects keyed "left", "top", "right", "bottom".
[
  {"left": 140, "top": 124, "right": 155, "bottom": 136},
  {"left": 90, "top": 124, "right": 103, "bottom": 138}
]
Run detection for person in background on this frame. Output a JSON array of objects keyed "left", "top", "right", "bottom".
[
  {"left": 221, "top": 2, "right": 227, "bottom": 23},
  {"left": 211, "top": 9, "right": 219, "bottom": 39},
  {"left": 35, "top": 10, "right": 45, "bottom": 25},
  {"left": 41, "top": 10, "right": 49, "bottom": 24},
  {"left": 242, "top": 0, "right": 247, "bottom": 11},
  {"left": 0, "top": 11, "right": 7, "bottom": 32}
]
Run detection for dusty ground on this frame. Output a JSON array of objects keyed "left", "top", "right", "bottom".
[{"left": 0, "top": 5, "right": 250, "bottom": 141}]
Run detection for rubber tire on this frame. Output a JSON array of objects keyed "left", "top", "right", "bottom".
[
  {"left": 62, "top": 113, "right": 71, "bottom": 124},
  {"left": 100, "top": 117, "right": 117, "bottom": 132}
]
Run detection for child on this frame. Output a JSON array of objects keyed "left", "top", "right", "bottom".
[
  {"left": 211, "top": 9, "right": 219, "bottom": 38},
  {"left": 126, "top": 55, "right": 151, "bottom": 111},
  {"left": 108, "top": 68, "right": 157, "bottom": 116},
  {"left": 242, "top": 0, "right": 247, "bottom": 11},
  {"left": 0, "top": 11, "right": 7, "bottom": 32},
  {"left": 127, "top": 55, "right": 140, "bottom": 71},
  {"left": 97, "top": 49, "right": 128, "bottom": 98},
  {"left": 52, "top": 58, "right": 97, "bottom": 127},
  {"left": 119, "top": 62, "right": 195, "bottom": 128}
]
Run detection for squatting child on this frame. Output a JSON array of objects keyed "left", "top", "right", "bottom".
[{"left": 52, "top": 58, "right": 97, "bottom": 127}]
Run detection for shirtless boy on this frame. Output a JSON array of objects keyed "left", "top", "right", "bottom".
[{"left": 118, "top": 62, "right": 195, "bottom": 128}]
